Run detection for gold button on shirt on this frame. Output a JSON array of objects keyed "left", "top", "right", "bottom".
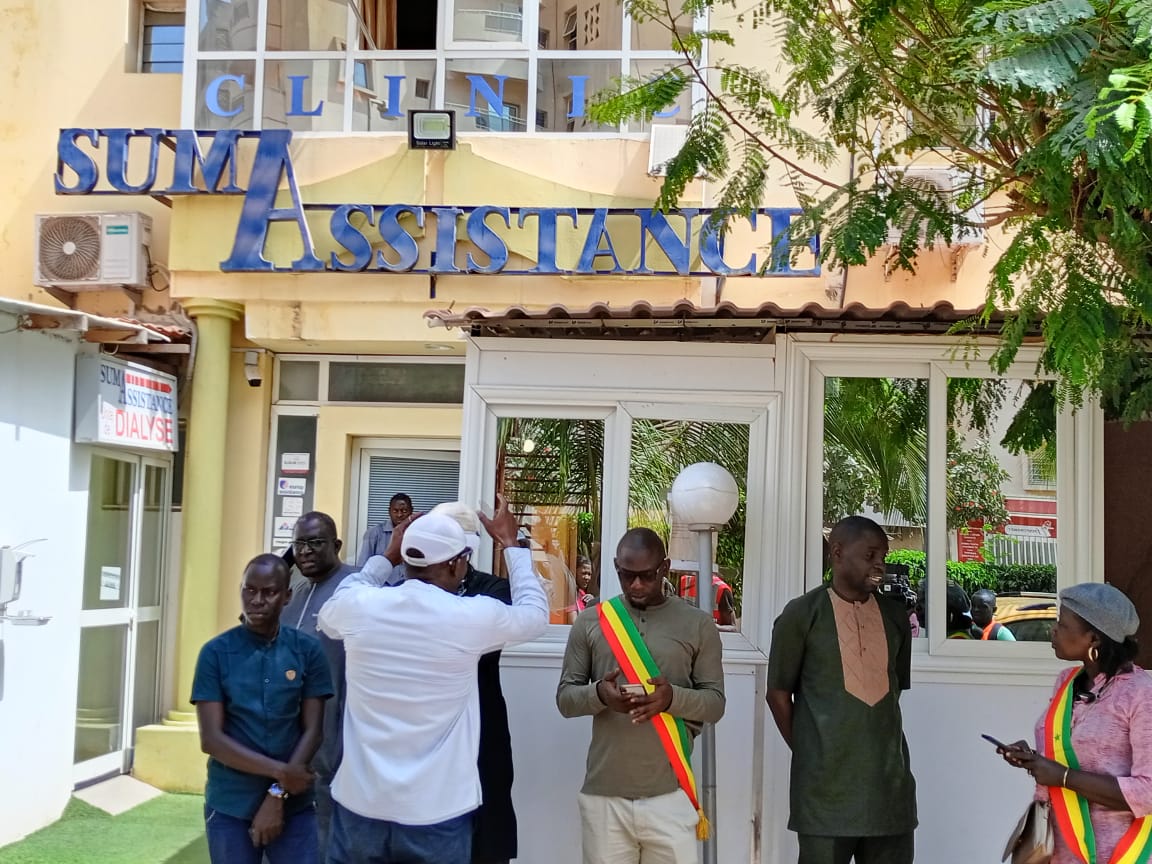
[{"left": 828, "top": 587, "right": 890, "bottom": 707}]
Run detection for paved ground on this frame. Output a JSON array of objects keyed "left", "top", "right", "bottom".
[{"left": 0, "top": 793, "right": 206, "bottom": 864}]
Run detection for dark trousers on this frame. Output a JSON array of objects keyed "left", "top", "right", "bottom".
[
  {"left": 797, "top": 832, "right": 915, "bottom": 864},
  {"left": 326, "top": 801, "right": 473, "bottom": 864},
  {"left": 205, "top": 804, "right": 319, "bottom": 864},
  {"left": 316, "top": 780, "right": 334, "bottom": 859}
]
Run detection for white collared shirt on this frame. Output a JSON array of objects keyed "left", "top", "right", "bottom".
[{"left": 317, "top": 547, "right": 548, "bottom": 825}]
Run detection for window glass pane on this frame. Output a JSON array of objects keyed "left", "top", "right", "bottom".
[
  {"left": 536, "top": 59, "right": 619, "bottom": 132},
  {"left": 267, "top": 0, "right": 349, "bottom": 50},
  {"left": 132, "top": 620, "right": 161, "bottom": 732},
  {"left": 494, "top": 418, "right": 605, "bottom": 624},
  {"left": 195, "top": 59, "right": 256, "bottom": 129},
  {"left": 350, "top": 59, "right": 438, "bottom": 131},
  {"left": 629, "top": 9, "right": 692, "bottom": 51},
  {"left": 823, "top": 377, "right": 927, "bottom": 633},
  {"left": 538, "top": 0, "right": 620, "bottom": 49},
  {"left": 327, "top": 363, "right": 465, "bottom": 403},
  {"left": 278, "top": 360, "right": 321, "bottom": 401},
  {"left": 82, "top": 456, "right": 136, "bottom": 611},
  {"left": 144, "top": 17, "right": 185, "bottom": 73},
  {"left": 625, "top": 60, "right": 691, "bottom": 132},
  {"left": 628, "top": 420, "right": 749, "bottom": 632},
  {"left": 446, "top": 60, "right": 530, "bottom": 132},
  {"left": 74, "top": 625, "right": 127, "bottom": 763},
  {"left": 944, "top": 379, "right": 1057, "bottom": 643},
  {"left": 138, "top": 465, "right": 169, "bottom": 608},
  {"left": 454, "top": 0, "right": 524, "bottom": 42},
  {"left": 198, "top": 0, "right": 258, "bottom": 51},
  {"left": 263, "top": 59, "right": 346, "bottom": 131}
]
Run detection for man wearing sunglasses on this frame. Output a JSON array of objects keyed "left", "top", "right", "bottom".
[
  {"left": 279, "top": 511, "right": 358, "bottom": 859},
  {"left": 557, "top": 527, "right": 726, "bottom": 864},
  {"left": 317, "top": 499, "right": 548, "bottom": 864}
]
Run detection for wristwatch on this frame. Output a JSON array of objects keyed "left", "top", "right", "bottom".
[{"left": 267, "top": 782, "right": 289, "bottom": 800}]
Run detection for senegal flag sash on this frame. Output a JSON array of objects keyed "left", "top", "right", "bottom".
[
  {"left": 598, "top": 595, "right": 710, "bottom": 840},
  {"left": 1043, "top": 671, "right": 1152, "bottom": 863}
]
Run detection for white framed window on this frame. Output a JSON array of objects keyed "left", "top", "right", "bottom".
[
  {"left": 273, "top": 355, "right": 466, "bottom": 407},
  {"left": 140, "top": 6, "right": 186, "bottom": 73},
  {"left": 182, "top": 0, "right": 698, "bottom": 134},
  {"left": 787, "top": 337, "right": 1101, "bottom": 677}
]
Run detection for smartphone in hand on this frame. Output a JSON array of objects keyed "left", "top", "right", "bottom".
[
  {"left": 981, "top": 733, "right": 1008, "bottom": 749},
  {"left": 619, "top": 683, "right": 647, "bottom": 698}
]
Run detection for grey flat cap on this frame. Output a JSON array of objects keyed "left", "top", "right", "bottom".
[{"left": 1059, "top": 583, "right": 1140, "bottom": 643}]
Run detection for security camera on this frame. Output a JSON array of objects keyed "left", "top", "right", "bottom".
[{"left": 244, "top": 350, "right": 262, "bottom": 388}]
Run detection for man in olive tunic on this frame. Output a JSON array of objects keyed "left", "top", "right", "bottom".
[{"left": 766, "top": 516, "right": 917, "bottom": 864}]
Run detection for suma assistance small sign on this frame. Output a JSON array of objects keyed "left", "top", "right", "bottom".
[{"left": 74, "top": 355, "right": 178, "bottom": 452}]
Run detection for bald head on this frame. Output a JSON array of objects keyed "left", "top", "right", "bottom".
[
  {"left": 828, "top": 516, "right": 886, "bottom": 549},
  {"left": 617, "top": 527, "right": 666, "bottom": 560},
  {"left": 246, "top": 552, "right": 291, "bottom": 589}
]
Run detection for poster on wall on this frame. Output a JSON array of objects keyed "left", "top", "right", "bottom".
[
  {"left": 99, "top": 566, "right": 122, "bottom": 601},
  {"left": 74, "top": 355, "right": 178, "bottom": 452},
  {"left": 281, "top": 497, "right": 304, "bottom": 517},
  {"left": 277, "top": 477, "right": 307, "bottom": 496},
  {"left": 281, "top": 453, "right": 310, "bottom": 474}
]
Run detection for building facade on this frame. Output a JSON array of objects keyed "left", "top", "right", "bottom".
[{"left": 0, "top": 2, "right": 1124, "bottom": 862}]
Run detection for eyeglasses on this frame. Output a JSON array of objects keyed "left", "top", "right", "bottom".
[
  {"left": 614, "top": 564, "right": 664, "bottom": 582},
  {"left": 291, "top": 538, "right": 330, "bottom": 552}
]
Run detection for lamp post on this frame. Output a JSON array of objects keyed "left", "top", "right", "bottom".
[{"left": 669, "top": 462, "right": 738, "bottom": 864}]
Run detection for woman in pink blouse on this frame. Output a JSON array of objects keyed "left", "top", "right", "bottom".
[{"left": 999, "top": 583, "right": 1152, "bottom": 864}]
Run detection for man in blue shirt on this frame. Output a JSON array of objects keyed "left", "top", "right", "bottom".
[
  {"left": 279, "top": 511, "right": 360, "bottom": 857},
  {"left": 192, "top": 553, "right": 333, "bottom": 864},
  {"left": 356, "top": 493, "right": 413, "bottom": 566}
]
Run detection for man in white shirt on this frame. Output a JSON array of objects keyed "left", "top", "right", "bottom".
[{"left": 317, "top": 499, "right": 548, "bottom": 864}]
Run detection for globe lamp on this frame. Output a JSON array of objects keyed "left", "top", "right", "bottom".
[{"left": 669, "top": 462, "right": 738, "bottom": 529}]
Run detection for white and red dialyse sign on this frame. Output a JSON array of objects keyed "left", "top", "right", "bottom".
[{"left": 75, "top": 354, "right": 178, "bottom": 452}]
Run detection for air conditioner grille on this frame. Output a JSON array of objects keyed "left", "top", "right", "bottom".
[{"left": 39, "top": 216, "right": 102, "bottom": 282}]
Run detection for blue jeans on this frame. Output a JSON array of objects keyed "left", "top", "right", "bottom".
[
  {"left": 204, "top": 804, "right": 319, "bottom": 864},
  {"left": 326, "top": 801, "right": 473, "bottom": 864}
]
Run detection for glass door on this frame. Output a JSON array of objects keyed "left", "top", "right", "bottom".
[{"left": 73, "top": 453, "right": 171, "bottom": 783}]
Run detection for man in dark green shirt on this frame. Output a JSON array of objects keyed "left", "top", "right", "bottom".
[
  {"left": 766, "top": 516, "right": 917, "bottom": 864},
  {"left": 192, "top": 553, "right": 333, "bottom": 864}
]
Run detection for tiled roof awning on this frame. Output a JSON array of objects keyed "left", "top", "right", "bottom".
[{"left": 424, "top": 300, "right": 1021, "bottom": 342}]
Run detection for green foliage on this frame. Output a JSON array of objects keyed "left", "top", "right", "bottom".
[
  {"left": 885, "top": 549, "right": 1057, "bottom": 593},
  {"left": 597, "top": 0, "right": 1152, "bottom": 423}
]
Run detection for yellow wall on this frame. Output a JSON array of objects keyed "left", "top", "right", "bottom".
[{"left": 0, "top": 0, "right": 180, "bottom": 308}]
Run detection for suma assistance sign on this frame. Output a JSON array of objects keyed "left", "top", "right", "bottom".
[{"left": 74, "top": 355, "right": 178, "bottom": 452}]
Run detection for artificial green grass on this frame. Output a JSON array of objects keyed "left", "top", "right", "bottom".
[{"left": 0, "top": 794, "right": 208, "bottom": 864}]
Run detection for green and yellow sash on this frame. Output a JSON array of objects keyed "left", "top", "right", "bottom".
[
  {"left": 598, "top": 596, "right": 710, "bottom": 840},
  {"left": 1044, "top": 670, "right": 1152, "bottom": 863}
]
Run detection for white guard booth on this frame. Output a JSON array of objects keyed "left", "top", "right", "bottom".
[{"left": 441, "top": 303, "right": 1102, "bottom": 864}]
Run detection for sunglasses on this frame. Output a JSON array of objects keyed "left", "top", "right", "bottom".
[{"left": 291, "top": 538, "right": 330, "bottom": 552}]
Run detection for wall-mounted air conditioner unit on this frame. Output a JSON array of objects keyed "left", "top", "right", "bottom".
[
  {"left": 882, "top": 166, "right": 985, "bottom": 248},
  {"left": 647, "top": 124, "right": 691, "bottom": 177},
  {"left": 34, "top": 212, "right": 152, "bottom": 290}
]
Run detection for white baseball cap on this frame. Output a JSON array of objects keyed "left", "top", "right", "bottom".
[
  {"left": 401, "top": 513, "right": 468, "bottom": 567},
  {"left": 429, "top": 501, "right": 483, "bottom": 551}
]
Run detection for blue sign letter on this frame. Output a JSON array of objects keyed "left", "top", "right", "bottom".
[
  {"left": 430, "top": 208, "right": 464, "bottom": 273},
  {"left": 330, "top": 204, "right": 375, "bottom": 271},
  {"left": 576, "top": 208, "right": 623, "bottom": 273},
  {"left": 220, "top": 129, "right": 324, "bottom": 272},
  {"left": 102, "top": 129, "right": 164, "bottom": 194},
  {"left": 205, "top": 75, "right": 245, "bottom": 117},
  {"left": 376, "top": 205, "right": 424, "bottom": 271},
  {"left": 567, "top": 76, "right": 589, "bottom": 118},
  {"left": 635, "top": 208, "right": 698, "bottom": 275},
  {"left": 379, "top": 76, "right": 405, "bottom": 118},
  {"left": 466, "top": 75, "right": 507, "bottom": 119},
  {"left": 55, "top": 129, "right": 100, "bottom": 194},
  {"left": 766, "top": 208, "right": 820, "bottom": 275},
  {"left": 166, "top": 130, "right": 243, "bottom": 194},
  {"left": 465, "top": 207, "right": 511, "bottom": 273},
  {"left": 699, "top": 213, "right": 756, "bottom": 276},
  {"left": 287, "top": 75, "right": 323, "bottom": 117},
  {"left": 518, "top": 208, "right": 578, "bottom": 274}
]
